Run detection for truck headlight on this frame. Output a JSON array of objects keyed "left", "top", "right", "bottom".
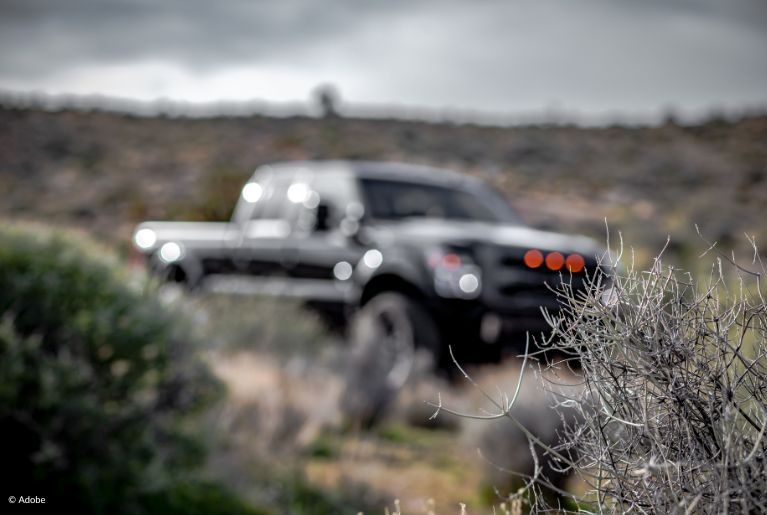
[
  {"left": 427, "top": 249, "right": 482, "bottom": 299},
  {"left": 458, "top": 272, "right": 480, "bottom": 294},
  {"left": 134, "top": 228, "right": 157, "bottom": 250},
  {"left": 159, "top": 241, "right": 184, "bottom": 263}
]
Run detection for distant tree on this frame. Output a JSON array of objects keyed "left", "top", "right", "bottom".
[{"left": 313, "top": 84, "right": 341, "bottom": 118}]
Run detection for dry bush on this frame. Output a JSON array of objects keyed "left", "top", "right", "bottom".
[
  {"left": 457, "top": 361, "right": 582, "bottom": 496},
  {"left": 434, "top": 237, "right": 767, "bottom": 513},
  {"left": 536, "top": 237, "right": 767, "bottom": 513},
  {"left": 208, "top": 350, "right": 344, "bottom": 455},
  {"left": 427, "top": 348, "right": 585, "bottom": 511},
  {"left": 187, "top": 293, "right": 340, "bottom": 360},
  {"left": 184, "top": 293, "right": 348, "bottom": 458}
]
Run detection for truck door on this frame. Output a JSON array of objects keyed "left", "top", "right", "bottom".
[{"left": 282, "top": 171, "right": 365, "bottom": 301}]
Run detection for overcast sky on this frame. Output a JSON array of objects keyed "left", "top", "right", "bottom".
[{"left": 1, "top": 0, "right": 766, "bottom": 123}]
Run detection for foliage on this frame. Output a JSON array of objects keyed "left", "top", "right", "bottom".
[
  {"left": 189, "top": 293, "right": 337, "bottom": 359},
  {"left": 0, "top": 224, "right": 226, "bottom": 514},
  {"left": 167, "top": 164, "right": 249, "bottom": 222},
  {"left": 136, "top": 481, "right": 268, "bottom": 515}
]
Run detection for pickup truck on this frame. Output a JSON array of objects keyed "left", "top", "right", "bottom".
[{"left": 133, "top": 161, "right": 603, "bottom": 412}]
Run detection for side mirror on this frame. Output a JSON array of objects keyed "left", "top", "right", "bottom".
[{"left": 314, "top": 202, "right": 332, "bottom": 232}]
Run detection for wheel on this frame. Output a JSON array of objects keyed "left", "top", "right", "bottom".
[{"left": 341, "top": 292, "right": 441, "bottom": 426}]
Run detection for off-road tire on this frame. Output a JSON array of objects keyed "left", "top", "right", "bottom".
[{"left": 341, "top": 292, "right": 441, "bottom": 426}]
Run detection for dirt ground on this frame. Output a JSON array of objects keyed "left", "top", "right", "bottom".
[{"left": 209, "top": 348, "right": 583, "bottom": 513}]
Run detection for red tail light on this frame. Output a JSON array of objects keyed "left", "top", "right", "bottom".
[
  {"left": 523, "top": 249, "right": 544, "bottom": 269},
  {"left": 566, "top": 254, "right": 585, "bottom": 273},
  {"left": 545, "top": 252, "right": 565, "bottom": 270},
  {"left": 442, "top": 253, "right": 462, "bottom": 270},
  {"left": 428, "top": 252, "right": 462, "bottom": 270},
  {"left": 524, "top": 249, "right": 585, "bottom": 273}
]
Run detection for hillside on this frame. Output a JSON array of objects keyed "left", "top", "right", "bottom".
[
  {"left": 2, "top": 103, "right": 766, "bottom": 263},
  {"left": 3, "top": 102, "right": 767, "bottom": 511}
]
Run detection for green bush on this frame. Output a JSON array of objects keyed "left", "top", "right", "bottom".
[
  {"left": 0, "top": 224, "right": 228, "bottom": 513},
  {"left": 136, "top": 481, "right": 268, "bottom": 515}
]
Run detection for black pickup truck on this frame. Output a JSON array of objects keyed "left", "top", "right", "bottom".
[{"left": 133, "top": 161, "right": 602, "bottom": 395}]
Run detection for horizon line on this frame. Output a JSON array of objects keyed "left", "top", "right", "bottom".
[{"left": 1, "top": 88, "right": 765, "bottom": 130}]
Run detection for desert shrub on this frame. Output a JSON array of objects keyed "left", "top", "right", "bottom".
[
  {"left": 167, "top": 164, "right": 248, "bottom": 222},
  {"left": 435, "top": 240, "right": 767, "bottom": 513},
  {"left": 0, "top": 224, "right": 231, "bottom": 514},
  {"left": 457, "top": 361, "right": 581, "bottom": 499},
  {"left": 189, "top": 293, "right": 339, "bottom": 360},
  {"left": 535, "top": 242, "right": 767, "bottom": 512}
]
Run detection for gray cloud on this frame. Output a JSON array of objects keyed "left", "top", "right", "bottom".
[
  {"left": 0, "top": 0, "right": 425, "bottom": 76},
  {"left": 0, "top": 0, "right": 765, "bottom": 120}
]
